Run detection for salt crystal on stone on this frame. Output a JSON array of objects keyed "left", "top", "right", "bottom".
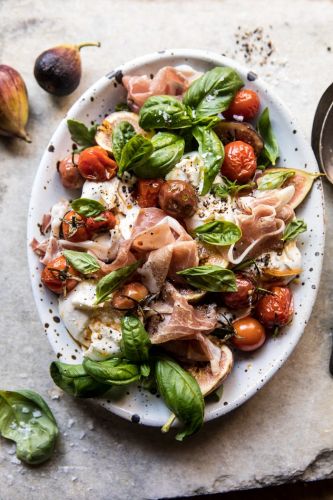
[
  {"left": 87, "top": 420, "right": 94, "bottom": 431},
  {"left": 79, "top": 431, "right": 86, "bottom": 440},
  {"left": 67, "top": 418, "right": 75, "bottom": 429},
  {"left": 10, "top": 456, "right": 21, "bottom": 465},
  {"left": 71, "top": 476, "right": 78, "bottom": 482},
  {"left": 7, "top": 444, "right": 16, "bottom": 456}
]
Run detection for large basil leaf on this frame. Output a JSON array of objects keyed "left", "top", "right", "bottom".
[
  {"left": 83, "top": 358, "right": 140, "bottom": 385},
  {"left": 112, "top": 121, "right": 136, "bottom": 164},
  {"left": 177, "top": 264, "right": 237, "bottom": 292},
  {"left": 121, "top": 315, "right": 151, "bottom": 363},
  {"left": 71, "top": 198, "right": 105, "bottom": 217},
  {"left": 67, "top": 119, "right": 97, "bottom": 150},
  {"left": 211, "top": 177, "right": 254, "bottom": 199},
  {"left": 50, "top": 362, "right": 110, "bottom": 398},
  {"left": 118, "top": 135, "right": 153, "bottom": 176},
  {"left": 95, "top": 260, "right": 141, "bottom": 305},
  {"left": 0, "top": 390, "right": 58, "bottom": 464},
  {"left": 183, "top": 66, "right": 243, "bottom": 119},
  {"left": 195, "top": 220, "right": 242, "bottom": 246},
  {"left": 257, "top": 169, "right": 295, "bottom": 190},
  {"left": 155, "top": 358, "right": 204, "bottom": 441},
  {"left": 282, "top": 219, "right": 307, "bottom": 241},
  {"left": 64, "top": 250, "right": 100, "bottom": 274},
  {"left": 132, "top": 132, "right": 185, "bottom": 178},
  {"left": 139, "top": 96, "right": 192, "bottom": 130},
  {"left": 192, "top": 125, "right": 224, "bottom": 195},
  {"left": 257, "top": 107, "right": 279, "bottom": 166}
]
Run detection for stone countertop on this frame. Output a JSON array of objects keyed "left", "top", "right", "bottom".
[{"left": 1, "top": 0, "right": 333, "bottom": 498}]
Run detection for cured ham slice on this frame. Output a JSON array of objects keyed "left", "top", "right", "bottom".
[
  {"left": 237, "top": 186, "right": 295, "bottom": 213},
  {"left": 132, "top": 222, "right": 176, "bottom": 252},
  {"left": 31, "top": 237, "right": 61, "bottom": 265},
  {"left": 97, "top": 240, "right": 136, "bottom": 274}
]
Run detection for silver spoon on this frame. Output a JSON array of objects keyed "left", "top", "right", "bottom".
[{"left": 312, "top": 82, "right": 333, "bottom": 184}]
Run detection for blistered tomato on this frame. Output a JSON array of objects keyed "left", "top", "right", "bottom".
[
  {"left": 224, "top": 89, "right": 260, "bottom": 121},
  {"left": 58, "top": 154, "right": 84, "bottom": 189},
  {"left": 61, "top": 210, "right": 89, "bottom": 242},
  {"left": 158, "top": 180, "right": 198, "bottom": 218},
  {"left": 78, "top": 146, "right": 117, "bottom": 181},
  {"left": 86, "top": 211, "right": 116, "bottom": 234},
  {"left": 223, "top": 274, "right": 255, "bottom": 309},
  {"left": 221, "top": 140, "right": 257, "bottom": 183},
  {"left": 137, "top": 179, "right": 164, "bottom": 208},
  {"left": 41, "top": 255, "right": 79, "bottom": 294},
  {"left": 232, "top": 316, "right": 266, "bottom": 352},
  {"left": 255, "top": 286, "right": 294, "bottom": 330}
]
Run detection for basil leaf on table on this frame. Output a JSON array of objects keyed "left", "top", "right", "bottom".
[
  {"left": 257, "top": 169, "right": 295, "bottom": 190},
  {"left": 83, "top": 358, "right": 140, "bottom": 385},
  {"left": 139, "top": 96, "right": 192, "bottom": 130},
  {"left": 183, "top": 66, "right": 243, "bottom": 119},
  {"left": 67, "top": 119, "right": 97, "bottom": 149},
  {"left": 71, "top": 197, "right": 105, "bottom": 217},
  {"left": 121, "top": 315, "right": 151, "bottom": 363},
  {"left": 257, "top": 107, "right": 279, "bottom": 166},
  {"left": 194, "top": 220, "right": 242, "bottom": 246},
  {"left": 177, "top": 264, "right": 237, "bottom": 292},
  {"left": 50, "top": 362, "right": 110, "bottom": 398},
  {"left": 112, "top": 120, "right": 136, "bottom": 165},
  {"left": 132, "top": 132, "right": 185, "bottom": 178},
  {"left": 155, "top": 358, "right": 204, "bottom": 441},
  {"left": 118, "top": 135, "right": 153, "bottom": 176},
  {"left": 192, "top": 125, "right": 224, "bottom": 195},
  {"left": 63, "top": 250, "right": 100, "bottom": 274},
  {"left": 95, "top": 260, "right": 141, "bottom": 305},
  {"left": 211, "top": 177, "right": 254, "bottom": 199},
  {"left": 0, "top": 390, "right": 58, "bottom": 465},
  {"left": 282, "top": 219, "right": 307, "bottom": 241}
]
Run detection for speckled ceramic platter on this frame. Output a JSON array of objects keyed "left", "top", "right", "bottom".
[{"left": 27, "top": 49, "right": 325, "bottom": 427}]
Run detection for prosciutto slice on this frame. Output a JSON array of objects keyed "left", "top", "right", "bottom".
[{"left": 31, "top": 237, "right": 61, "bottom": 265}]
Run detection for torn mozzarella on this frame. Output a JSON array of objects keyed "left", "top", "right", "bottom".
[
  {"left": 84, "top": 315, "right": 123, "bottom": 361},
  {"left": 51, "top": 199, "right": 69, "bottom": 238}
]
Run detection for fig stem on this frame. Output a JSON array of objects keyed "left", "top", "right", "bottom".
[
  {"left": 76, "top": 42, "right": 101, "bottom": 51},
  {"left": 161, "top": 413, "right": 176, "bottom": 433}
]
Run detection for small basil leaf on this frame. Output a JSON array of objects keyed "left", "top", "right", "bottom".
[
  {"left": 67, "top": 119, "right": 97, "bottom": 149},
  {"left": 50, "top": 362, "right": 109, "bottom": 398},
  {"left": 0, "top": 390, "right": 58, "bottom": 465},
  {"left": 115, "top": 102, "right": 131, "bottom": 112},
  {"left": 118, "top": 135, "right": 153, "bottom": 176},
  {"left": 183, "top": 66, "right": 243, "bottom": 119},
  {"left": 112, "top": 121, "right": 136, "bottom": 165},
  {"left": 132, "top": 132, "right": 185, "bottom": 178},
  {"left": 192, "top": 125, "right": 224, "bottom": 195},
  {"left": 71, "top": 198, "right": 105, "bottom": 217},
  {"left": 211, "top": 177, "right": 254, "bottom": 199},
  {"left": 63, "top": 250, "right": 100, "bottom": 274},
  {"left": 155, "top": 358, "right": 204, "bottom": 441},
  {"left": 177, "top": 264, "right": 237, "bottom": 292},
  {"left": 257, "top": 108, "right": 279, "bottom": 166},
  {"left": 195, "top": 220, "right": 242, "bottom": 246},
  {"left": 95, "top": 260, "right": 141, "bottom": 305},
  {"left": 282, "top": 219, "right": 307, "bottom": 241},
  {"left": 83, "top": 358, "right": 140, "bottom": 385},
  {"left": 139, "top": 96, "right": 192, "bottom": 130},
  {"left": 121, "top": 315, "right": 151, "bottom": 363},
  {"left": 140, "top": 364, "right": 151, "bottom": 378},
  {"left": 257, "top": 169, "right": 295, "bottom": 190}
]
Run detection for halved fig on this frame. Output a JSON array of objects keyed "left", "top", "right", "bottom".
[
  {"left": 176, "top": 288, "right": 207, "bottom": 303},
  {"left": 262, "top": 167, "right": 322, "bottom": 209},
  {"left": 214, "top": 121, "right": 264, "bottom": 156},
  {"left": 186, "top": 342, "right": 233, "bottom": 396},
  {"left": 95, "top": 111, "right": 149, "bottom": 152}
]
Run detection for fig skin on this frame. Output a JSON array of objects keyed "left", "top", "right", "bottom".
[{"left": 34, "top": 42, "right": 100, "bottom": 96}]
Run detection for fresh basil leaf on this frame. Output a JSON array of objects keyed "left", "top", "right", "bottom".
[
  {"left": 211, "top": 177, "right": 254, "bottom": 199},
  {"left": 192, "top": 125, "right": 224, "bottom": 195},
  {"left": 195, "top": 220, "right": 242, "bottom": 246},
  {"left": 50, "top": 362, "right": 109, "bottom": 398},
  {"left": 140, "top": 363, "right": 151, "bottom": 378},
  {"left": 155, "top": 358, "right": 204, "bottom": 441},
  {"left": 121, "top": 315, "right": 151, "bottom": 363},
  {"left": 112, "top": 121, "right": 136, "bottom": 165},
  {"left": 132, "top": 132, "right": 185, "bottom": 178},
  {"left": 257, "top": 107, "right": 279, "bottom": 166},
  {"left": 282, "top": 219, "right": 307, "bottom": 241},
  {"left": 139, "top": 96, "right": 192, "bottom": 130},
  {"left": 118, "top": 135, "right": 153, "bottom": 176},
  {"left": 63, "top": 250, "right": 100, "bottom": 274},
  {"left": 83, "top": 358, "right": 140, "bottom": 385},
  {"left": 0, "top": 389, "right": 58, "bottom": 465},
  {"left": 115, "top": 102, "right": 131, "bottom": 112},
  {"left": 95, "top": 260, "right": 141, "bottom": 305},
  {"left": 177, "top": 264, "right": 237, "bottom": 292},
  {"left": 67, "top": 119, "right": 97, "bottom": 149},
  {"left": 257, "top": 169, "right": 295, "bottom": 190},
  {"left": 71, "top": 197, "right": 105, "bottom": 217},
  {"left": 183, "top": 66, "right": 243, "bottom": 119}
]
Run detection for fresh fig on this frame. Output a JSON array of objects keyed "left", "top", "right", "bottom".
[
  {"left": 34, "top": 42, "right": 100, "bottom": 96},
  {"left": 0, "top": 65, "right": 31, "bottom": 142}
]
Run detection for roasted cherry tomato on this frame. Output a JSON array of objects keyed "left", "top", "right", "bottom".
[
  {"left": 86, "top": 210, "right": 116, "bottom": 234},
  {"left": 223, "top": 274, "right": 255, "bottom": 309},
  {"left": 232, "top": 316, "right": 266, "bottom": 352},
  {"left": 221, "top": 140, "right": 257, "bottom": 183},
  {"left": 111, "top": 282, "right": 149, "bottom": 309},
  {"left": 137, "top": 179, "right": 164, "bottom": 208},
  {"left": 158, "top": 180, "right": 198, "bottom": 218},
  {"left": 41, "top": 255, "right": 79, "bottom": 295},
  {"left": 61, "top": 210, "right": 89, "bottom": 242},
  {"left": 255, "top": 286, "right": 294, "bottom": 330},
  {"left": 224, "top": 89, "right": 260, "bottom": 121},
  {"left": 78, "top": 146, "right": 117, "bottom": 181},
  {"left": 58, "top": 154, "right": 84, "bottom": 189}
]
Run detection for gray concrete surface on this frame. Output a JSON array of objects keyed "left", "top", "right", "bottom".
[{"left": 1, "top": 0, "right": 333, "bottom": 498}]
